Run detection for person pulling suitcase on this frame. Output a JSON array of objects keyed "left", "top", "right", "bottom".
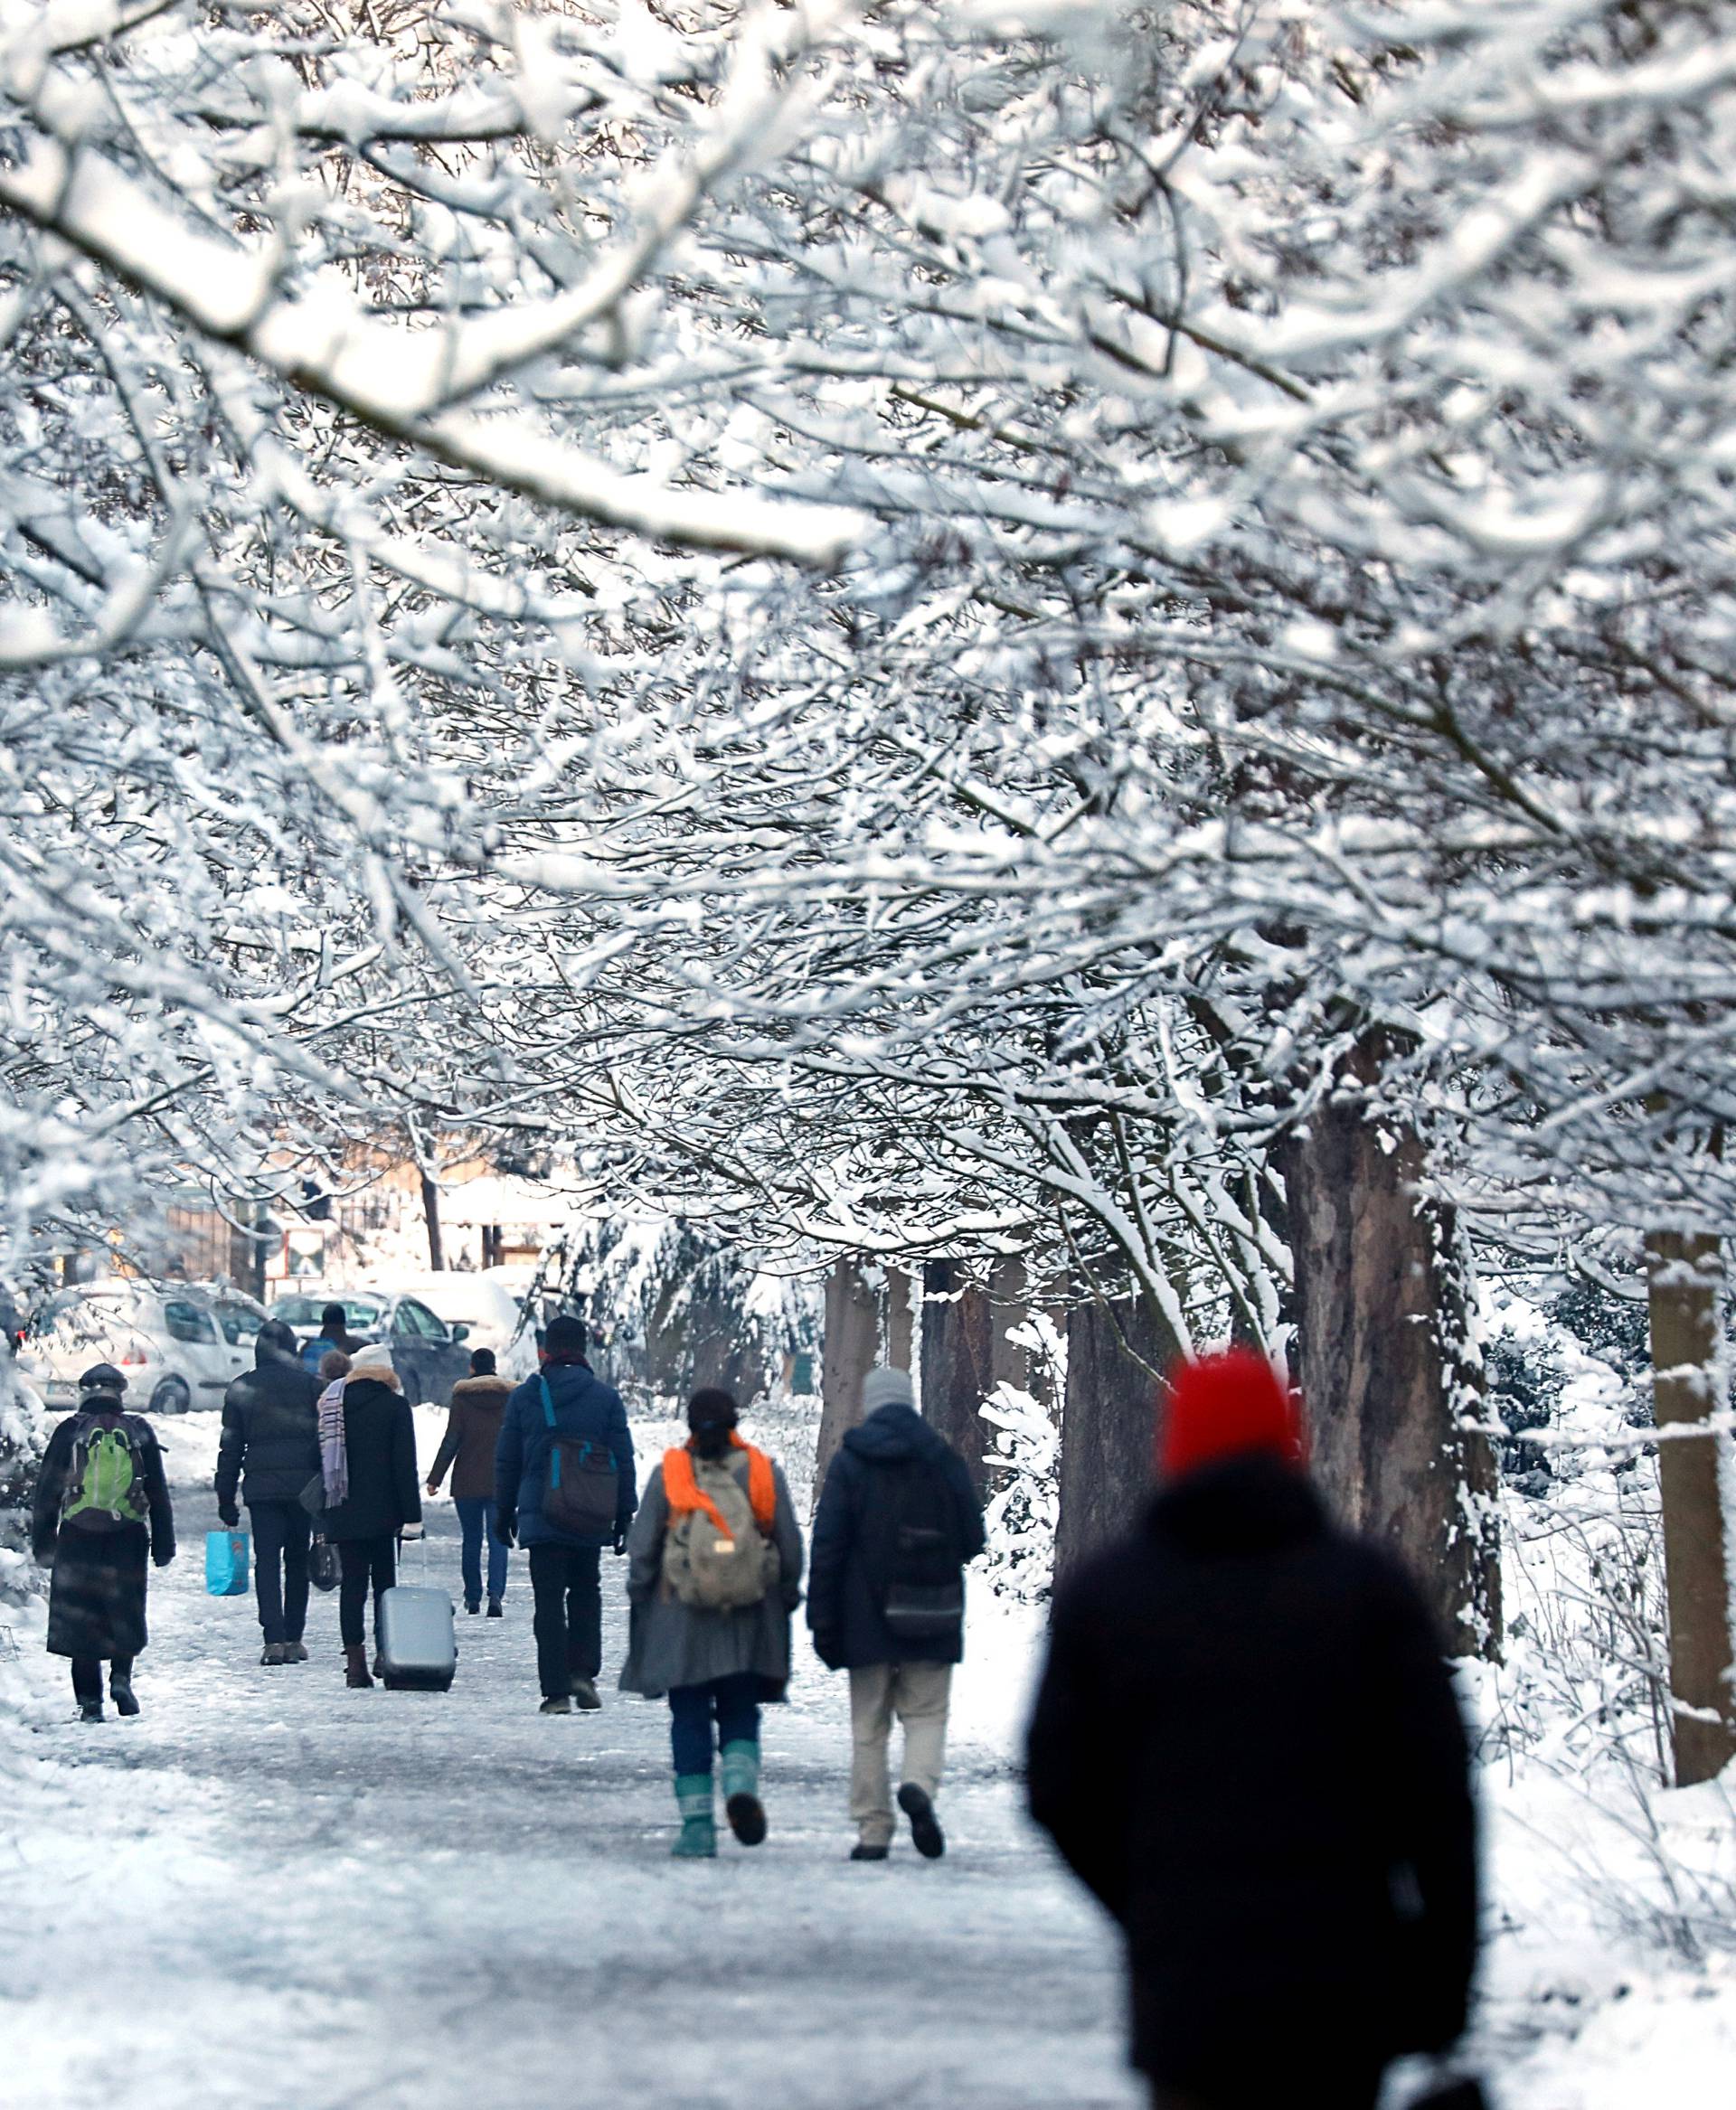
[{"left": 316, "top": 1342, "right": 421, "bottom": 1689}]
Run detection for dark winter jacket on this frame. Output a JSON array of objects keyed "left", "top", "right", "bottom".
[
  {"left": 33, "top": 1407, "right": 175, "bottom": 1660},
  {"left": 1025, "top": 1455, "right": 1477, "bottom": 2092},
  {"left": 33, "top": 1408, "right": 175, "bottom": 1568},
  {"left": 429, "top": 1375, "right": 512, "bottom": 1502},
  {"left": 216, "top": 1338, "right": 321, "bottom": 1510},
  {"left": 318, "top": 1377, "right": 421, "bottom": 1542},
  {"left": 807, "top": 1403, "right": 986, "bottom": 1669},
  {"left": 496, "top": 1358, "right": 636, "bottom": 1547},
  {"left": 301, "top": 1323, "right": 364, "bottom": 1374}
]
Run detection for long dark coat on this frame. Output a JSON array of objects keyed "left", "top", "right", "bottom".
[
  {"left": 807, "top": 1404, "right": 985, "bottom": 1669},
  {"left": 618, "top": 1448, "right": 805, "bottom": 1699},
  {"left": 33, "top": 1407, "right": 175, "bottom": 1660},
  {"left": 1025, "top": 1455, "right": 1477, "bottom": 2096},
  {"left": 318, "top": 1378, "right": 420, "bottom": 1542}
]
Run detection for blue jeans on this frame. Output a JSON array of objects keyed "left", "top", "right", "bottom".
[
  {"left": 668, "top": 1673, "right": 762, "bottom": 1777},
  {"left": 455, "top": 1497, "right": 508, "bottom": 1606}
]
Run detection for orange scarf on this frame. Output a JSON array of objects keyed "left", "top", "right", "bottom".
[{"left": 664, "top": 1434, "right": 776, "bottom": 1540}]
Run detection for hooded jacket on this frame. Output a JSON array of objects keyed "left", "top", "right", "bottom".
[
  {"left": 495, "top": 1357, "right": 636, "bottom": 1546},
  {"left": 807, "top": 1402, "right": 986, "bottom": 1668},
  {"left": 216, "top": 1335, "right": 321, "bottom": 1509},
  {"left": 318, "top": 1374, "right": 421, "bottom": 1542},
  {"left": 429, "top": 1374, "right": 512, "bottom": 1502},
  {"left": 1026, "top": 1455, "right": 1477, "bottom": 2090}
]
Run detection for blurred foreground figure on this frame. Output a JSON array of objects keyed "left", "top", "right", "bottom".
[{"left": 1026, "top": 1350, "right": 1477, "bottom": 2110}]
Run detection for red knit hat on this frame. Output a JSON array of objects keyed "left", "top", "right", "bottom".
[{"left": 1158, "top": 1349, "right": 1307, "bottom": 1481}]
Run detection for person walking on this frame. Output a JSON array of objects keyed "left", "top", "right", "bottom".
[
  {"left": 1025, "top": 1349, "right": 1478, "bottom": 2110},
  {"left": 427, "top": 1346, "right": 513, "bottom": 1615},
  {"left": 318, "top": 1341, "right": 421, "bottom": 1689},
  {"left": 31, "top": 1363, "right": 175, "bottom": 1721},
  {"left": 301, "top": 1299, "right": 363, "bottom": 1376},
  {"left": 495, "top": 1313, "right": 635, "bottom": 1715},
  {"left": 621, "top": 1389, "right": 804, "bottom": 1858},
  {"left": 807, "top": 1365, "right": 986, "bottom": 1862},
  {"left": 215, "top": 1317, "right": 321, "bottom": 1665}
]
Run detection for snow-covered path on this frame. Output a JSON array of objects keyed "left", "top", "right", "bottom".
[{"left": 5, "top": 1443, "right": 1139, "bottom": 2110}]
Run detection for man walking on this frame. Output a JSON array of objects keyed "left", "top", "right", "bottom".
[
  {"left": 1026, "top": 1348, "right": 1478, "bottom": 2110},
  {"left": 807, "top": 1365, "right": 985, "bottom": 1862},
  {"left": 428, "top": 1346, "right": 514, "bottom": 1615},
  {"left": 302, "top": 1300, "right": 363, "bottom": 1375},
  {"left": 496, "top": 1314, "right": 636, "bottom": 1714},
  {"left": 216, "top": 1318, "right": 321, "bottom": 1666}
]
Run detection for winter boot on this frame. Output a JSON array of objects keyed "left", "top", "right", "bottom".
[
  {"left": 285, "top": 1641, "right": 308, "bottom": 1663},
  {"left": 78, "top": 1697, "right": 104, "bottom": 1724},
  {"left": 672, "top": 1775, "right": 717, "bottom": 1860},
  {"left": 898, "top": 1782, "right": 946, "bottom": 1860},
  {"left": 569, "top": 1675, "right": 602, "bottom": 1712},
  {"left": 540, "top": 1694, "right": 572, "bottom": 1715},
  {"left": 850, "top": 1842, "right": 891, "bottom": 1862},
  {"left": 109, "top": 1676, "right": 139, "bottom": 1718},
  {"left": 344, "top": 1644, "right": 374, "bottom": 1689},
  {"left": 260, "top": 1643, "right": 287, "bottom": 1666},
  {"left": 465, "top": 1598, "right": 481, "bottom": 1615},
  {"left": 486, "top": 1597, "right": 503, "bottom": 1618},
  {"left": 721, "top": 1739, "right": 767, "bottom": 1847}
]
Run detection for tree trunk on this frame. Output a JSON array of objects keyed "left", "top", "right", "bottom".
[
  {"left": 816, "top": 1255, "right": 878, "bottom": 1491},
  {"left": 1646, "top": 1229, "right": 1736, "bottom": 1786},
  {"left": 920, "top": 1259, "right": 993, "bottom": 1497},
  {"left": 988, "top": 1252, "right": 1030, "bottom": 1394},
  {"left": 884, "top": 1266, "right": 916, "bottom": 1369},
  {"left": 420, "top": 1172, "right": 445, "bottom": 1272},
  {"left": 1280, "top": 1036, "right": 1501, "bottom": 1658},
  {"left": 1053, "top": 1293, "right": 1179, "bottom": 1586}
]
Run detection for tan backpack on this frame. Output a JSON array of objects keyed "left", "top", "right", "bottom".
[{"left": 660, "top": 1447, "right": 780, "bottom": 1611}]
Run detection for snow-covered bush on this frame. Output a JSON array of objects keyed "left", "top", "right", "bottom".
[{"left": 978, "top": 1314, "right": 1064, "bottom": 1604}]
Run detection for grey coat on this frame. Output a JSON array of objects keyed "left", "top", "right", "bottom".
[{"left": 618, "top": 1449, "right": 805, "bottom": 1700}]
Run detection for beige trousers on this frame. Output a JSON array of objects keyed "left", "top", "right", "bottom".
[{"left": 848, "top": 1661, "right": 953, "bottom": 1846}]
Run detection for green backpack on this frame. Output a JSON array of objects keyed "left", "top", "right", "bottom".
[{"left": 61, "top": 1418, "right": 150, "bottom": 1531}]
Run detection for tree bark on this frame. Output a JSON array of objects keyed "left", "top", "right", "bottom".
[
  {"left": 1053, "top": 1292, "right": 1180, "bottom": 1587},
  {"left": 1280, "top": 1036, "right": 1501, "bottom": 1658},
  {"left": 988, "top": 1252, "right": 1030, "bottom": 1394},
  {"left": 1646, "top": 1229, "right": 1736, "bottom": 1786},
  {"left": 816, "top": 1255, "right": 878, "bottom": 1491},
  {"left": 920, "top": 1259, "right": 994, "bottom": 1497},
  {"left": 420, "top": 1172, "right": 445, "bottom": 1272},
  {"left": 884, "top": 1266, "right": 915, "bottom": 1369}
]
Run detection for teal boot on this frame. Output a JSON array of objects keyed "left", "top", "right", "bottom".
[
  {"left": 721, "top": 1738, "right": 767, "bottom": 1847},
  {"left": 672, "top": 1774, "right": 717, "bottom": 1859}
]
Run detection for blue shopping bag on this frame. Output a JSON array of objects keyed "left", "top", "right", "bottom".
[{"left": 205, "top": 1529, "right": 250, "bottom": 1597}]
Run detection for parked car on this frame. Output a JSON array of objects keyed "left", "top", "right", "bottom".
[
  {"left": 363, "top": 1271, "right": 537, "bottom": 1382},
  {"left": 267, "top": 1290, "right": 472, "bottom": 1407},
  {"left": 20, "top": 1282, "right": 269, "bottom": 1414}
]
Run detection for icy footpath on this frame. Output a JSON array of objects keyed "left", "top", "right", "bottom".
[{"left": 0, "top": 1429, "right": 1138, "bottom": 2110}]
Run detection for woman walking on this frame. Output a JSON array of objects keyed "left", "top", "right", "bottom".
[
  {"left": 621, "top": 1389, "right": 804, "bottom": 1858},
  {"left": 319, "top": 1342, "right": 421, "bottom": 1688},
  {"left": 32, "top": 1363, "right": 175, "bottom": 1721},
  {"left": 427, "top": 1347, "right": 513, "bottom": 1615}
]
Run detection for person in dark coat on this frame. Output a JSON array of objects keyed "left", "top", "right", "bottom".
[
  {"left": 427, "top": 1347, "right": 513, "bottom": 1615},
  {"left": 301, "top": 1300, "right": 364, "bottom": 1374},
  {"left": 1026, "top": 1349, "right": 1478, "bottom": 2110},
  {"left": 807, "top": 1365, "right": 986, "bottom": 1862},
  {"left": 32, "top": 1363, "right": 175, "bottom": 1721},
  {"left": 215, "top": 1317, "right": 321, "bottom": 1666},
  {"left": 496, "top": 1313, "right": 636, "bottom": 1714},
  {"left": 621, "top": 1389, "right": 805, "bottom": 1857},
  {"left": 318, "top": 1342, "right": 421, "bottom": 1689}
]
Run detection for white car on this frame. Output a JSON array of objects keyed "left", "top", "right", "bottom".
[
  {"left": 366, "top": 1271, "right": 539, "bottom": 1381},
  {"left": 20, "top": 1282, "right": 269, "bottom": 1414}
]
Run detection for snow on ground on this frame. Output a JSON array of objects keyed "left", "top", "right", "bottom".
[
  {"left": 0, "top": 1411, "right": 1136, "bottom": 2110},
  {"left": 4, "top": 1409, "right": 1733, "bottom": 2108}
]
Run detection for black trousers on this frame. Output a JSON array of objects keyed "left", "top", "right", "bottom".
[
  {"left": 336, "top": 1534, "right": 396, "bottom": 1649},
  {"left": 528, "top": 1542, "right": 601, "bottom": 1697},
  {"left": 71, "top": 1654, "right": 134, "bottom": 1702},
  {"left": 250, "top": 1499, "right": 312, "bottom": 1645}
]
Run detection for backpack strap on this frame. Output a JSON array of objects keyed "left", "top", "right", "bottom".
[
  {"left": 665, "top": 1443, "right": 776, "bottom": 1538},
  {"left": 540, "top": 1376, "right": 557, "bottom": 1428}
]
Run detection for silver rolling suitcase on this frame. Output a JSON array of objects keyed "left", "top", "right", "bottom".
[{"left": 378, "top": 1539, "right": 457, "bottom": 1691}]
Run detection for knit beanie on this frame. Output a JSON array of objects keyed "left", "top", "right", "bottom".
[
  {"left": 543, "top": 1314, "right": 588, "bottom": 1361},
  {"left": 1158, "top": 1350, "right": 1307, "bottom": 1481},
  {"left": 349, "top": 1341, "right": 396, "bottom": 1379},
  {"left": 862, "top": 1366, "right": 915, "bottom": 1413},
  {"left": 78, "top": 1362, "right": 127, "bottom": 1399}
]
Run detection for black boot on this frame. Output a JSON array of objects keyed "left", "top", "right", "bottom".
[
  {"left": 110, "top": 1676, "right": 140, "bottom": 1717},
  {"left": 79, "top": 1697, "right": 104, "bottom": 1724}
]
